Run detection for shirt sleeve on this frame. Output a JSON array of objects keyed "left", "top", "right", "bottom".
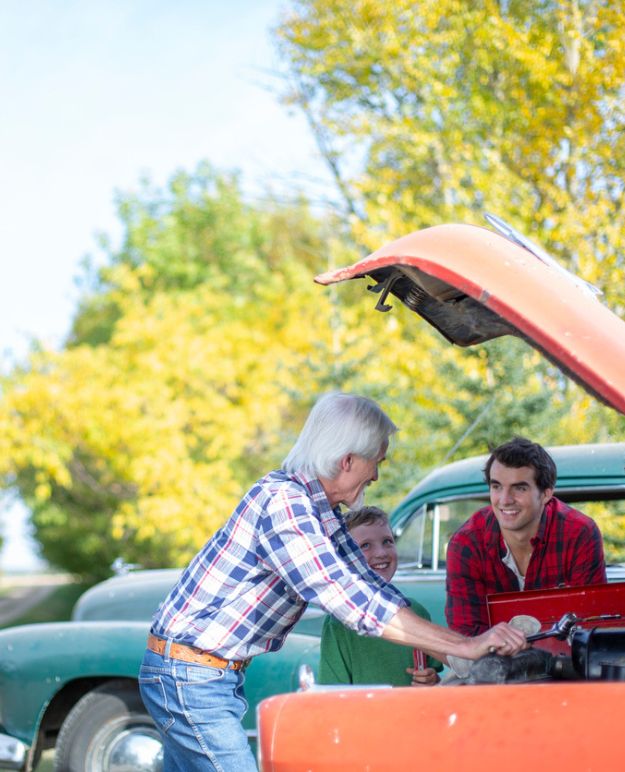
[
  {"left": 342, "top": 528, "right": 412, "bottom": 605},
  {"left": 318, "top": 615, "right": 353, "bottom": 684},
  {"left": 256, "top": 484, "right": 406, "bottom": 636},
  {"left": 445, "top": 531, "right": 490, "bottom": 636}
]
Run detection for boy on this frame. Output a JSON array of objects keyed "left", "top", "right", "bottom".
[{"left": 319, "top": 506, "right": 442, "bottom": 686}]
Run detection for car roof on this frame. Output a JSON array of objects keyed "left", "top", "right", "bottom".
[
  {"left": 315, "top": 223, "right": 625, "bottom": 415},
  {"left": 391, "top": 442, "right": 625, "bottom": 528},
  {"left": 72, "top": 568, "right": 181, "bottom": 621}
]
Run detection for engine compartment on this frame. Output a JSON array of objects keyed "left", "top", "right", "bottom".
[
  {"left": 460, "top": 581, "right": 625, "bottom": 685},
  {"left": 455, "top": 626, "right": 625, "bottom": 685}
]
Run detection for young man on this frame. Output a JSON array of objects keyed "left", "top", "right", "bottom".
[
  {"left": 445, "top": 436, "right": 607, "bottom": 636},
  {"left": 319, "top": 506, "right": 443, "bottom": 686},
  {"left": 140, "top": 393, "right": 526, "bottom": 772}
]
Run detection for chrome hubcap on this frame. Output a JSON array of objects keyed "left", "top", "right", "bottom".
[{"left": 87, "top": 718, "right": 163, "bottom": 771}]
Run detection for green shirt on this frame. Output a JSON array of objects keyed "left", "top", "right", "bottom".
[{"left": 318, "top": 598, "right": 443, "bottom": 687}]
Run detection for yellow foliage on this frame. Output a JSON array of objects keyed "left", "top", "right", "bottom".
[
  {"left": 5, "top": 3, "right": 625, "bottom": 574},
  {"left": 277, "top": 0, "right": 625, "bottom": 311}
]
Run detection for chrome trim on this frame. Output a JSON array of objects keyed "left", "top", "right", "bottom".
[
  {"left": 432, "top": 507, "right": 441, "bottom": 572},
  {"left": 298, "top": 663, "right": 316, "bottom": 691},
  {"left": 0, "top": 733, "right": 27, "bottom": 769},
  {"left": 394, "top": 569, "right": 445, "bottom": 581}
]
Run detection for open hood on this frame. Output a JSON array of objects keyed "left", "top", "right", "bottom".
[{"left": 315, "top": 222, "right": 625, "bottom": 415}]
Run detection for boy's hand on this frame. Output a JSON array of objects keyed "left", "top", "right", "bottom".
[{"left": 406, "top": 666, "right": 440, "bottom": 686}]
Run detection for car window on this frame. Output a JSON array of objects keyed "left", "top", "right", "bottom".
[
  {"left": 435, "top": 498, "right": 487, "bottom": 567},
  {"left": 395, "top": 505, "right": 430, "bottom": 568},
  {"left": 396, "top": 495, "right": 625, "bottom": 571},
  {"left": 395, "top": 497, "right": 487, "bottom": 570},
  {"left": 569, "top": 499, "right": 625, "bottom": 564}
]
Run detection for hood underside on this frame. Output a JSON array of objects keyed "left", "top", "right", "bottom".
[{"left": 315, "top": 223, "right": 625, "bottom": 415}]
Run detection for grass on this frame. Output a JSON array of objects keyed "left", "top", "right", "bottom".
[
  {"left": 0, "top": 581, "right": 93, "bottom": 629},
  {"left": 35, "top": 750, "right": 54, "bottom": 772}
]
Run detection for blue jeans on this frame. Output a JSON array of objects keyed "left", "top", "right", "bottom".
[{"left": 139, "top": 646, "right": 258, "bottom": 772}]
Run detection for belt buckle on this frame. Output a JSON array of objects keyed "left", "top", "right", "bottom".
[{"left": 232, "top": 658, "right": 251, "bottom": 671}]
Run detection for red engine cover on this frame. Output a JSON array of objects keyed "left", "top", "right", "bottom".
[{"left": 487, "top": 582, "right": 625, "bottom": 655}]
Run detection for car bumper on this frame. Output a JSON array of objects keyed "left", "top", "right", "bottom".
[{"left": 0, "top": 732, "right": 27, "bottom": 769}]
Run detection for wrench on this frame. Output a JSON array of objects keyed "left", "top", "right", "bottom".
[
  {"left": 526, "top": 612, "right": 622, "bottom": 643},
  {"left": 526, "top": 612, "right": 579, "bottom": 643}
]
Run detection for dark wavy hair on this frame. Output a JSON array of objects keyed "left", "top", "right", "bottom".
[{"left": 484, "top": 437, "right": 557, "bottom": 492}]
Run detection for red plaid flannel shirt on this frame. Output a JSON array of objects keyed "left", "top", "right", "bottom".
[{"left": 445, "top": 497, "right": 607, "bottom": 636}]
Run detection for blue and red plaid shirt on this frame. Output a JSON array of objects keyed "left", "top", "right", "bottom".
[
  {"left": 151, "top": 469, "right": 407, "bottom": 659},
  {"left": 445, "top": 496, "right": 607, "bottom": 636}
]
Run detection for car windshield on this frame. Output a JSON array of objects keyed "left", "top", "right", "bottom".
[
  {"left": 395, "top": 495, "right": 625, "bottom": 570},
  {"left": 395, "top": 497, "right": 488, "bottom": 571}
]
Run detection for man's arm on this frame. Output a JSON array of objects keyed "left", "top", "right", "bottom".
[
  {"left": 381, "top": 606, "right": 525, "bottom": 662},
  {"left": 257, "top": 485, "right": 407, "bottom": 636},
  {"left": 445, "top": 533, "right": 491, "bottom": 636},
  {"left": 258, "top": 485, "right": 526, "bottom": 661},
  {"left": 568, "top": 519, "right": 607, "bottom": 585}
]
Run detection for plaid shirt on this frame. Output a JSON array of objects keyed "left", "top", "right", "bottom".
[
  {"left": 152, "top": 470, "right": 407, "bottom": 659},
  {"left": 445, "top": 497, "right": 607, "bottom": 636}
]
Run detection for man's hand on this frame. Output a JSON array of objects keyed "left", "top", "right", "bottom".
[
  {"left": 460, "top": 622, "right": 527, "bottom": 660},
  {"left": 406, "top": 666, "right": 440, "bottom": 686},
  {"left": 381, "top": 607, "right": 526, "bottom": 663}
]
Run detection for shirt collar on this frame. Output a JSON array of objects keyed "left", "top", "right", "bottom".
[
  {"left": 502, "top": 543, "right": 526, "bottom": 588},
  {"left": 283, "top": 469, "right": 344, "bottom": 537},
  {"left": 530, "top": 497, "right": 554, "bottom": 546}
]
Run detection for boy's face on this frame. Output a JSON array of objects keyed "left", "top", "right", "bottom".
[{"left": 350, "top": 519, "right": 398, "bottom": 582}]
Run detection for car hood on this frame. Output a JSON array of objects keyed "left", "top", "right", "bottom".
[{"left": 315, "top": 223, "right": 625, "bottom": 415}]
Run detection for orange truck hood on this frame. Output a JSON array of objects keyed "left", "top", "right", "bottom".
[
  {"left": 258, "top": 682, "right": 625, "bottom": 771},
  {"left": 315, "top": 223, "right": 625, "bottom": 415}
]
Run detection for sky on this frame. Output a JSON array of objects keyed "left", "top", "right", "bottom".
[{"left": 0, "top": 0, "right": 333, "bottom": 571}]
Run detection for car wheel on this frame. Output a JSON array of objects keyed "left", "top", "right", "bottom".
[{"left": 54, "top": 679, "right": 163, "bottom": 772}]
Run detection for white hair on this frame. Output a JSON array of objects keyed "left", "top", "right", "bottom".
[{"left": 282, "top": 392, "right": 398, "bottom": 479}]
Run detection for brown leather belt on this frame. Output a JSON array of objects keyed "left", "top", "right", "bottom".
[{"left": 147, "top": 634, "right": 250, "bottom": 671}]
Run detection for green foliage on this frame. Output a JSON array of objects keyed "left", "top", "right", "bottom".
[
  {"left": 276, "top": 0, "right": 625, "bottom": 306},
  {"left": 0, "top": 166, "right": 369, "bottom": 578},
  {"left": 70, "top": 163, "right": 330, "bottom": 347},
  {"left": 3, "top": 2, "right": 625, "bottom": 576},
  {"left": 275, "top": 0, "right": 625, "bottom": 529}
]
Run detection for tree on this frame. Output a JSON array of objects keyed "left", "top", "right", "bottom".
[
  {"left": 5, "top": 0, "right": 625, "bottom": 574},
  {"left": 276, "top": 0, "right": 625, "bottom": 307},
  {"left": 274, "top": 0, "right": 625, "bottom": 443},
  {"left": 2, "top": 164, "right": 463, "bottom": 577},
  {"left": 0, "top": 167, "right": 362, "bottom": 577}
]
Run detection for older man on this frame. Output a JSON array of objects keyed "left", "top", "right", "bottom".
[{"left": 140, "top": 393, "right": 525, "bottom": 772}]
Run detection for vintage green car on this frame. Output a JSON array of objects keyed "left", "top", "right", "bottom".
[{"left": 0, "top": 441, "right": 623, "bottom": 771}]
